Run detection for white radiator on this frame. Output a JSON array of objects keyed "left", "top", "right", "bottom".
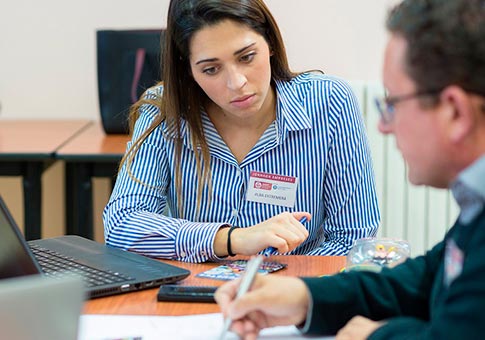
[{"left": 350, "top": 81, "right": 459, "bottom": 256}]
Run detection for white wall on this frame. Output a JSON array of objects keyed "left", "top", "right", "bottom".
[
  {"left": 0, "top": 0, "right": 396, "bottom": 120},
  {"left": 5, "top": 0, "right": 453, "bottom": 256}
]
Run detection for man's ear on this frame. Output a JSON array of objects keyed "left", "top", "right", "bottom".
[{"left": 439, "top": 86, "right": 475, "bottom": 144}]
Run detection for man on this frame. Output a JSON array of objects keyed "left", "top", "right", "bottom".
[{"left": 215, "top": 0, "right": 485, "bottom": 339}]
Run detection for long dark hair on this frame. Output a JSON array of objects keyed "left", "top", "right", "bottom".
[{"left": 122, "top": 0, "right": 297, "bottom": 216}]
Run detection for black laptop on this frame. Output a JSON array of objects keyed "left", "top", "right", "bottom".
[{"left": 0, "top": 196, "right": 190, "bottom": 299}]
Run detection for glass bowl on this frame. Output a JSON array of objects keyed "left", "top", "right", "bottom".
[{"left": 345, "top": 237, "right": 411, "bottom": 272}]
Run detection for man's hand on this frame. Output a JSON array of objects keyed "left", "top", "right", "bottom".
[
  {"left": 336, "top": 315, "right": 385, "bottom": 340},
  {"left": 215, "top": 274, "right": 311, "bottom": 340}
]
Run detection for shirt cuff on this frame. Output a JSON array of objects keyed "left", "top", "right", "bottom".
[
  {"left": 175, "top": 221, "right": 229, "bottom": 262},
  {"left": 297, "top": 288, "right": 314, "bottom": 334}
]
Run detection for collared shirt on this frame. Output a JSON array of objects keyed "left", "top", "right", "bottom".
[
  {"left": 103, "top": 73, "right": 380, "bottom": 263},
  {"left": 451, "top": 155, "right": 485, "bottom": 224}
]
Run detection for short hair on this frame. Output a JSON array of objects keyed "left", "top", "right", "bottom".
[{"left": 387, "top": 0, "right": 485, "bottom": 96}]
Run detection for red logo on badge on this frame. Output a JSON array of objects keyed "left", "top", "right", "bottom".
[{"left": 254, "top": 181, "right": 272, "bottom": 190}]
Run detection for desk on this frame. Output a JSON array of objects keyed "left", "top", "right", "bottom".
[
  {"left": 0, "top": 120, "right": 91, "bottom": 240},
  {"left": 83, "top": 255, "right": 345, "bottom": 316},
  {"left": 56, "top": 122, "right": 130, "bottom": 239}
]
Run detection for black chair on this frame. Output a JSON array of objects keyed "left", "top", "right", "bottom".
[{"left": 97, "top": 29, "right": 165, "bottom": 134}]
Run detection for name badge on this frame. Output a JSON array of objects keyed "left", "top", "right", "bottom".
[
  {"left": 246, "top": 171, "right": 298, "bottom": 208},
  {"left": 444, "top": 238, "right": 464, "bottom": 287}
]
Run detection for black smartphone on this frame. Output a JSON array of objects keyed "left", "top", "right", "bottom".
[{"left": 157, "top": 284, "right": 218, "bottom": 303}]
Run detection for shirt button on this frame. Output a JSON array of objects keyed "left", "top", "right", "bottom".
[
  {"left": 180, "top": 251, "right": 186, "bottom": 257},
  {"left": 232, "top": 209, "right": 238, "bottom": 217},
  {"left": 200, "top": 251, "right": 207, "bottom": 256}
]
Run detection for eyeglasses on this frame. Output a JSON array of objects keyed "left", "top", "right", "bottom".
[{"left": 374, "top": 89, "right": 442, "bottom": 124}]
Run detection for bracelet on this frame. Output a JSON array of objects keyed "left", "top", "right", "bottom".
[{"left": 227, "top": 225, "right": 239, "bottom": 257}]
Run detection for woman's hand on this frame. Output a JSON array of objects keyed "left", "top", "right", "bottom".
[
  {"left": 232, "top": 212, "right": 311, "bottom": 255},
  {"left": 214, "top": 212, "right": 310, "bottom": 257}
]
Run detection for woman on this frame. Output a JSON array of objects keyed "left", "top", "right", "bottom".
[{"left": 103, "top": 0, "right": 380, "bottom": 263}]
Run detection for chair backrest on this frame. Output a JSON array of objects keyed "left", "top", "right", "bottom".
[{"left": 97, "top": 29, "right": 165, "bottom": 134}]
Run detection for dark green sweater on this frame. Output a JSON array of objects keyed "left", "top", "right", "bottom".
[{"left": 301, "top": 207, "right": 485, "bottom": 339}]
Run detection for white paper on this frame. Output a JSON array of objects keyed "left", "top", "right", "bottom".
[{"left": 78, "top": 313, "right": 334, "bottom": 340}]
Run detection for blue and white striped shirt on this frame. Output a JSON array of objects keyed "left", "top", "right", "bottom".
[{"left": 103, "top": 73, "right": 380, "bottom": 263}]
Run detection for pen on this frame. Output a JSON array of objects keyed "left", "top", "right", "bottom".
[
  {"left": 262, "top": 216, "right": 308, "bottom": 257},
  {"left": 219, "top": 255, "right": 264, "bottom": 340}
]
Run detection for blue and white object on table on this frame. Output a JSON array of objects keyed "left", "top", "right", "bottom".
[{"left": 262, "top": 216, "right": 308, "bottom": 257}]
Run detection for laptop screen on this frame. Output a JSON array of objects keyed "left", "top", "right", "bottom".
[
  {"left": 0, "top": 197, "right": 41, "bottom": 279},
  {"left": 0, "top": 275, "right": 83, "bottom": 340}
]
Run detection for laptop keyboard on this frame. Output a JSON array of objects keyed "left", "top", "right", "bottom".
[{"left": 29, "top": 244, "right": 133, "bottom": 287}]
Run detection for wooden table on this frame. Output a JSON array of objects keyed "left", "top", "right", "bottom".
[
  {"left": 0, "top": 120, "right": 91, "bottom": 239},
  {"left": 56, "top": 122, "right": 131, "bottom": 239},
  {"left": 83, "top": 255, "right": 345, "bottom": 316}
]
